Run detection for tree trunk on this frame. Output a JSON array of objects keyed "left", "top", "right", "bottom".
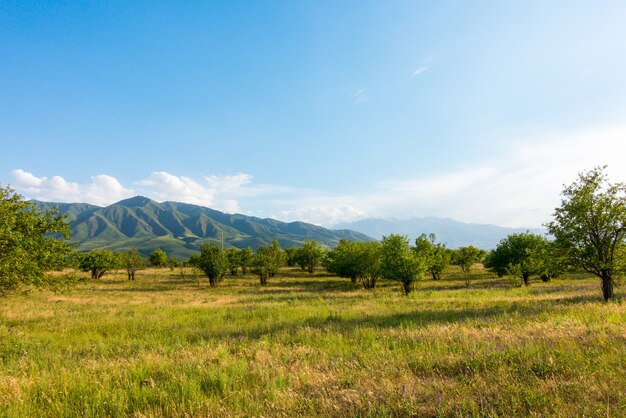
[
  {"left": 522, "top": 273, "right": 530, "bottom": 286},
  {"left": 601, "top": 271, "right": 614, "bottom": 301},
  {"left": 403, "top": 281, "right": 412, "bottom": 295}
]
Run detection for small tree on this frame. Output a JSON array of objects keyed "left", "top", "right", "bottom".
[
  {"left": 191, "top": 243, "right": 227, "bottom": 287},
  {"left": 149, "top": 248, "right": 167, "bottom": 268},
  {"left": 547, "top": 166, "right": 626, "bottom": 301},
  {"left": 119, "top": 248, "right": 145, "bottom": 281},
  {"left": 299, "top": 240, "right": 324, "bottom": 273},
  {"left": 485, "top": 232, "right": 551, "bottom": 286},
  {"left": 380, "top": 234, "right": 426, "bottom": 295},
  {"left": 239, "top": 247, "right": 254, "bottom": 275},
  {"left": 0, "top": 185, "right": 72, "bottom": 293},
  {"left": 453, "top": 246, "right": 483, "bottom": 286},
  {"left": 225, "top": 248, "right": 240, "bottom": 276},
  {"left": 413, "top": 233, "right": 450, "bottom": 280},
  {"left": 284, "top": 248, "right": 299, "bottom": 267},
  {"left": 78, "top": 249, "right": 117, "bottom": 280},
  {"left": 325, "top": 239, "right": 362, "bottom": 283},
  {"left": 253, "top": 241, "right": 284, "bottom": 284},
  {"left": 357, "top": 241, "right": 382, "bottom": 289}
]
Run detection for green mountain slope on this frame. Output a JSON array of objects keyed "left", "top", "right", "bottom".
[{"left": 33, "top": 197, "right": 373, "bottom": 258}]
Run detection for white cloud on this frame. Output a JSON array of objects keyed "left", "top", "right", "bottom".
[
  {"left": 11, "top": 169, "right": 133, "bottom": 206},
  {"left": 413, "top": 65, "right": 429, "bottom": 76},
  {"left": 8, "top": 124, "right": 626, "bottom": 228},
  {"left": 136, "top": 172, "right": 211, "bottom": 206}
]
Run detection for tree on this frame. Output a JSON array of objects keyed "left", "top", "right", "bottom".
[
  {"left": 413, "top": 233, "right": 451, "bottom": 280},
  {"left": 119, "top": 248, "right": 145, "bottom": 281},
  {"left": 356, "top": 241, "right": 382, "bottom": 289},
  {"left": 299, "top": 240, "right": 324, "bottom": 273},
  {"left": 453, "top": 246, "right": 483, "bottom": 286},
  {"left": 253, "top": 241, "right": 284, "bottom": 285},
  {"left": 380, "top": 234, "right": 426, "bottom": 295},
  {"left": 325, "top": 239, "right": 362, "bottom": 283},
  {"left": 547, "top": 167, "right": 626, "bottom": 301},
  {"left": 78, "top": 249, "right": 117, "bottom": 280},
  {"left": 0, "top": 185, "right": 72, "bottom": 293},
  {"left": 239, "top": 247, "right": 254, "bottom": 275},
  {"left": 225, "top": 248, "right": 240, "bottom": 276},
  {"left": 149, "top": 248, "right": 167, "bottom": 268},
  {"left": 284, "top": 248, "right": 299, "bottom": 267},
  {"left": 191, "top": 243, "right": 227, "bottom": 287},
  {"left": 484, "top": 233, "right": 551, "bottom": 286}
]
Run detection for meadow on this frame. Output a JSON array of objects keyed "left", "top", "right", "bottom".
[{"left": 0, "top": 267, "right": 624, "bottom": 417}]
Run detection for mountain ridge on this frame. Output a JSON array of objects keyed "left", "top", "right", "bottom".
[{"left": 31, "top": 196, "right": 372, "bottom": 259}]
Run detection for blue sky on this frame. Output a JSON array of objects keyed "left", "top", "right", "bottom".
[{"left": 2, "top": 1, "right": 626, "bottom": 227}]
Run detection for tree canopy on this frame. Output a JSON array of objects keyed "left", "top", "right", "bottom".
[
  {"left": 547, "top": 166, "right": 626, "bottom": 300},
  {"left": 380, "top": 234, "right": 426, "bottom": 295},
  {"left": 485, "top": 232, "right": 552, "bottom": 286},
  {"left": 0, "top": 185, "right": 73, "bottom": 293}
]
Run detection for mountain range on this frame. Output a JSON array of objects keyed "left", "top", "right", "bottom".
[
  {"left": 32, "top": 196, "right": 371, "bottom": 259},
  {"left": 335, "top": 217, "right": 546, "bottom": 250}
]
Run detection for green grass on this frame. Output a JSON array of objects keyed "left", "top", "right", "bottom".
[{"left": 0, "top": 267, "right": 624, "bottom": 417}]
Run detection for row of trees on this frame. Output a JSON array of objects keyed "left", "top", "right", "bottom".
[{"left": 1, "top": 167, "right": 624, "bottom": 300}]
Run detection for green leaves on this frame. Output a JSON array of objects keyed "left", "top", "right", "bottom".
[
  {"left": 0, "top": 185, "right": 72, "bottom": 293},
  {"left": 380, "top": 234, "right": 426, "bottom": 295},
  {"left": 547, "top": 166, "right": 626, "bottom": 300},
  {"left": 192, "top": 243, "right": 227, "bottom": 287}
]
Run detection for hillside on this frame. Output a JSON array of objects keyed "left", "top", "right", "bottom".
[
  {"left": 32, "top": 196, "right": 372, "bottom": 258},
  {"left": 335, "top": 217, "right": 546, "bottom": 250}
]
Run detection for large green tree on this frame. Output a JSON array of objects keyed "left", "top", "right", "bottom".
[
  {"left": 485, "top": 232, "right": 551, "bottom": 286},
  {"left": 325, "top": 239, "right": 362, "bottom": 283},
  {"left": 191, "top": 243, "right": 227, "bottom": 287},
  {"left": 547, "top": 167, "right": 626, "bottom": 301},
  {"left": 380, "top": 234, "right": 426, "bottom": 295},
  {"left": 0, "top": 186, "right": 72, "bottom": 293},
  {"left": 78, "top": 249, "right": 118, "bottom": 280}
]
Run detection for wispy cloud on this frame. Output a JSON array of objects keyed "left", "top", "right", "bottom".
[
  {"left": 348, "top": 88, "right": 369, "bottom": 104},
  {"left": 413, "top": 65, "right": 429, "bottom": 76}
]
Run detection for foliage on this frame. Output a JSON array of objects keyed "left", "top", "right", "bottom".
[
  {"left": 452, "top": 246, "right": 484, "bottom": 286},
  {"left": 299, "top": 240, "right": 325, "bottom": 273},
  {"left": 253, "top": 241, "right": 284, "bottom": 285},
  {"left": 191, "top": 244, "right": 227, "bottom": 287},
  {"left": 380, "top": 234, "right": 426, "bottom": 295},
  {"left": 356, "top": 241, "right": 382, "bottom": 289},
  {"left": 485, "top": 232, "right": 554, "bottom": 286},
  {"left": 119, "top": 248, "right": 146, "bottom": 281},
  {"left": 239, "top": 247, "right": 254, "bottom": 275},
  {"left": 413, "top": 233, "right": 451, "bottom": 280},
  {"left": 0, "top": 185, "right": 72, "bottom": 293},
  {"left": 225, "top": 248, "right": 240, "bottom": 276},
  {"left": 78, "top": 249, "right": 118, "bottom": 280},
  {"left": 284, "top": 248, "right": 299, "bottom": 267},
  {"left": 325, "top": 239, "right": 362, "bottom": 283},
  {"left": 149, "top": 248, "right": 167, "bottom": 268},
  {"left": 547, "top": 166, "right": 626, "bottom": 300}
]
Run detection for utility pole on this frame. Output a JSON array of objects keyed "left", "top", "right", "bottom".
[{"left": 221, "top": 231, "right": 224, "bottom": 250}]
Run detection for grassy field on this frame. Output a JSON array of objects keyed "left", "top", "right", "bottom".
[{"left": 0, "top": 267, "right": 624, "bottom": 417}]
